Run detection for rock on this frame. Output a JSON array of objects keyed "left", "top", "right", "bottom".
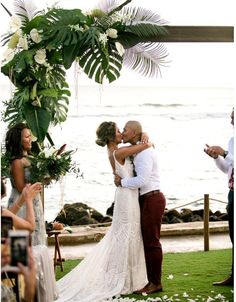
[
  {"left": 55, "top": 202, "right": 110, "bottom": 226},
  {"left": 180, "top": 208, "right": 193, "bottom": 222}
]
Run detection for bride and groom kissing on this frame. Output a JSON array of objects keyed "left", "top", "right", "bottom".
[{"left": 55, "top": 120, "right": 166, "bottom": 302}]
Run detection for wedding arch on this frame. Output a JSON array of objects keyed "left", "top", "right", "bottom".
[{"left": 1, "top": 0, "right": 169, "bottom": 145}]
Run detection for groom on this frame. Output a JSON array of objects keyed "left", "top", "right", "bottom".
[{"left": 114, "top": 120, "right": 166, "bottom": 294}]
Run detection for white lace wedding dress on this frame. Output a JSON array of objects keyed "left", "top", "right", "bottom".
[{"left": 56, "top": 154, "right": 147, "bottom": 302}]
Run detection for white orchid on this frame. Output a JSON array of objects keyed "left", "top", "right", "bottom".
[
  {"left": 30, "top": 28, "right": 42, "bottom": 43},
  {"left": 34, "top": 49, "right": 47, "bottom": 65},
  {"left": 115, "top": 42, "right": 125, "bottom": 56},
  {"left": 106, "top": 28, "right": 118, "bottom": 39},
  {"left": 18, "top": 35, "right": 28, "bottom": 50},
  {"left": 9, "top": 15, "right": 22, "bottom": 32}
]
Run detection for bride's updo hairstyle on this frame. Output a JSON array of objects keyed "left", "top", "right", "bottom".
[{"left": 96, "top": 121, "right": 116, "bottom": 147}]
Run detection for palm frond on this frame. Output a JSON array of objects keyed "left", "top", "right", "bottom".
[
  {"left": 121, "top": 6, "right": 167, "bottom": 25},
  {"left": 94, "top": 0, "right": 121, "bottom": 14},
  {"left": 123, "top": 42, "right": 169, "bottom": 78},
  {"left": 13, "top": 0, "right": 43, "bottom": 24}
]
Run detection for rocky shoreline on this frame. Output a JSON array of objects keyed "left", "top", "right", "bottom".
[{"left": 52, "top": 202, "right": 228, "bottom": 226}]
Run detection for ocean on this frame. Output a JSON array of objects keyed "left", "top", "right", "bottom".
[{"left": 1, "top": 84, "right": 234, "bottom": 222}]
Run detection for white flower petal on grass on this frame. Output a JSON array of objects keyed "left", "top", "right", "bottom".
[
  {"left": 183, "top": 273, "right": 189, "bottom": 276},
  {"left": 167, "top": 274, "right": 174, "bottom": 280},
  {"left": 214, "top": 293, "right": 225, "bottom": 300},
  {"left": 206, "top": 297, "right": 214, "bottom": 302},
  {"left": 187, "top": 299, "right": 196, "bottom": 302},
  {"left": 162, "top": 295, "right": 168, "bottom": 300},
  {"left": 142, "top": 292, "right": 148, "bottom": 296},
  {"left": 183, "top": 292, "right": 189, "bottom": 298}
]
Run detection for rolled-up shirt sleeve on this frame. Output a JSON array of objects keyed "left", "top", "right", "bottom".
[
  {"left": 121, "top": 149, "right": 152, "bottom": 189},
  {"left": 214, "top": 136, "right": 234, "bottom": 174}
]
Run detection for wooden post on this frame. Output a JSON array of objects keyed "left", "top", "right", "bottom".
[{"left": 204, "top": 194, "right": 210, "bottom": 251}]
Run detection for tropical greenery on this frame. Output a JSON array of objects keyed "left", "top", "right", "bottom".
[
  {"left": 1, "top": 0, "right": 168, "bottom": 145},
  {"left": 56, "top": 249, "right": 233, "bottom": 301}
]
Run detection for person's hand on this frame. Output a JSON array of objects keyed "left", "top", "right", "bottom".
[
  {"left": 114, "top": 174, "right": 122, "bottom": 187},
  {"left": 204, "top": 144, "right": 224, "bottom": 159},
  {"left": 22, "top": 182, "right": 42, "bottom": 202},
  {"left": 17, "top": 247, "right": 36, "bottom": 302},
  {"left": 140, "top": 132, "right": 149, "bottom": 144}
]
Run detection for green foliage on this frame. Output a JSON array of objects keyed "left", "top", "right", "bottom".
[
  {"left": 1, "top": 0, "right": 168, "bottom": 145},
  {"left": 1, "top": 152, "right": 11, "bottom": 178}
]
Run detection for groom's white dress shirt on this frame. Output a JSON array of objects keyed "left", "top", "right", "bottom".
[{"left": 121, "top": 147, "right": 161, "bottom": 195}]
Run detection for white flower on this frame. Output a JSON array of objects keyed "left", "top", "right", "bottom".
[
  {"left": 8, "top": 33, "right": 20, "bottom": 49},
  {"left": 214, "top": 293, "right": 225, "bottom": 299},
  {"left": 9, "top": 15, "right": 22, "bottom": 32},
  {"left": 206, "top": 297, "right": 214, "bottom": 302},
  {"left": 115, "top": 42, "right": 125, "bottom": 56},
  {"left": 99, "top": 33, "right": 108, "bottom": 45},
  {"left": 44, "top": 147, "right": 56, "bottom": 158},
  {"left": 3, "top": 48, "right": 15, "bottom": 63},
  {"left": 30, "top": 28, "right": 42, "bottom": 43},
  {"left": 106, "top": 28, "right": 118, "bottom": 39},
  {"left": 183, "top": 292, "right": 189, "bottom": 298},
  {"left": 34, "top": 49, "right": 47, "bottom": 65},
  {"left": 18, "top": 35, "right": 28, "bottom": 50}
]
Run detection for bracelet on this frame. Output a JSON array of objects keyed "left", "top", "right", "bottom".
[{"left": 15, "top": 203, "right": 22, "bottom": 209}]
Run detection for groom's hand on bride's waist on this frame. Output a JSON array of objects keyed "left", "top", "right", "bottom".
[{"left": 114, "top": 174, "right": 122, "bottom": 187}]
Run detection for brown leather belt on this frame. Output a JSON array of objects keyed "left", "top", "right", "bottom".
[{"left": 142, "top": 190, "right": 160, "bottom": 197}]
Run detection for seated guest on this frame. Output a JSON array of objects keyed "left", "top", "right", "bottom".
[{"left": 1, "top": 179, "right": 58, "bottom": 301}]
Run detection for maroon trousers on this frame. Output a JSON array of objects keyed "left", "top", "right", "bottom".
[{"left": 139, "top": 191, "right": 166, "bottom": 285}]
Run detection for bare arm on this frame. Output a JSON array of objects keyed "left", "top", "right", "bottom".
[
  {"left": 3, "top": 183, "right": 41, "bottom": 232},
  {"left": 11, "top": 159, "right": 26, "bottom": 193},
  {"left": 115, "top": 142, "right": 152, "bottom": 164}
]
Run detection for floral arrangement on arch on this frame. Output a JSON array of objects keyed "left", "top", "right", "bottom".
[
  {"left": 28, "top": 144, "right": 81, "bottom": 186},
  {"left": 1, "top": 0, "right": 168, "bottom": 144}
]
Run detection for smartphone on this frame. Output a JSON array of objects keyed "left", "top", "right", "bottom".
[
  {"left": 9, "top": 230, "right": 29, "bottom": 270},
  {"left": 1, "top": 216, "right": 13, "bottom": 243}
]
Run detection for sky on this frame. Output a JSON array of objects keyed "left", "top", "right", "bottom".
[{"left": 0, "top": 0, "right": 235, "bottom": 87}]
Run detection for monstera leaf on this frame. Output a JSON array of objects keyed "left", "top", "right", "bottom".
[
  {"left": 79, "top": 43, "right": 123, "bottom": 83},
  {"left": 23, "top": 103, "right": 51, "bottom": 142}
]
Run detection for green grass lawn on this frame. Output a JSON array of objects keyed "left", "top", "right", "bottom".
[{"left": 56, "top": 249, "right": 233, "bottom": 301}]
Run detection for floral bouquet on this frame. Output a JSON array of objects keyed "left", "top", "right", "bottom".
[{"left": 29, "top": 144, "right": 80, "bottom": 185}]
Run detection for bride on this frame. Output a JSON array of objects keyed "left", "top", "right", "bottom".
[{"left": 56, "top": 121, "right": 151, "bottom": 302}]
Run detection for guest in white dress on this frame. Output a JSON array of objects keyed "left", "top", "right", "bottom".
[{"left": 56, "top": 121, "right": 152, "bottom": 302}]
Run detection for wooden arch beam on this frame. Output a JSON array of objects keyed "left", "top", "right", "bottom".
[{"left": 149, "top": 26, "right": 234, "bottom": 43}]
